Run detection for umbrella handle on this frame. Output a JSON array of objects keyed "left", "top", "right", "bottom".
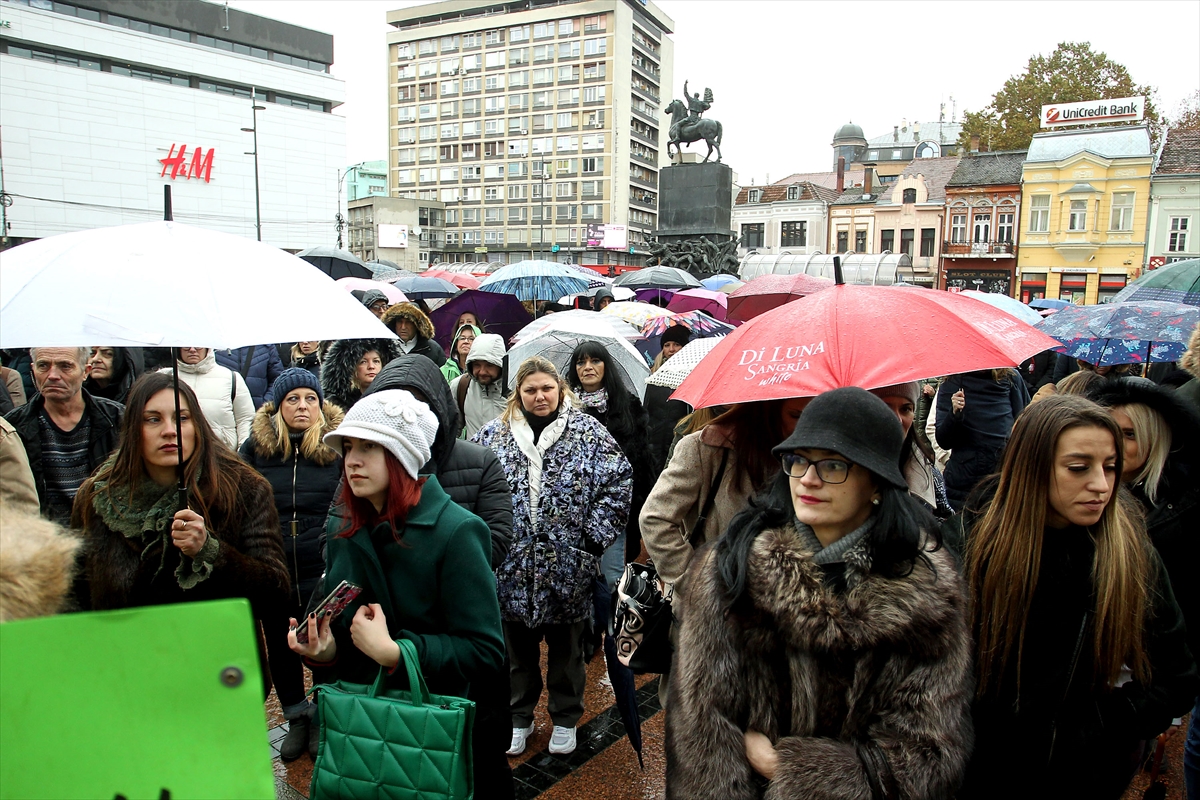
[{"left": 171, "top": 357, "right": 189, "bottom": 513}]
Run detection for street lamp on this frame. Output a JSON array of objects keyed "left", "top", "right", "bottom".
[
  {"left": 537, "top": 171, "right": 551, "bottom": 260},
  {"left": 240, "top": 95, "right": 266, "bottom": 242},
  {"left": 336, "top": 163, "right": 368, "bottom": 251}
]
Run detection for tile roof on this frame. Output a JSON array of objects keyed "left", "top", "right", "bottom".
[
  {"left": 874, "top": 156, "right": 963, "bottom": 205},
  {"left": 1026, "top": 125, "right": 1152, "bottom": 162},
  {"left": 831, "top": 186, "right": 881, "bottom": 206},
  {"left": 735, "top": 181, "right": 840, "bottom": 206},
  {"left": 865, "top": 121, "right": 963, "bottom": 147},
  {"left": 1156, "top": 128, "right": 1200, "bottom": 175},
  {"left": 946, "top": 150, "right": 1027, "bottom": 187},
  {"left": 770, "top": 170, "right": 865, "bottom": 191}
]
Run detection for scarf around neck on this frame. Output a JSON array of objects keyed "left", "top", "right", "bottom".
[
  {"left": 577, "top": 387, "right": 608, "bottom": 414},
  {"left": 794, "top": 515, "right": 874, "bottom": 566}
]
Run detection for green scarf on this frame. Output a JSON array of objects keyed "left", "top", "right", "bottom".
[{"left": 91, "top": 464, "right": 218, "bottom": 590}]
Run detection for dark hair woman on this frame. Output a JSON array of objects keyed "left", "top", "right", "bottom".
[
  {"left": 319, "top": 337, "right": 404, "bottom": 412},
  {"left": 238, "top": 368, "right": 344, "bottom": 761},
  {"left": 567, "top": 340, "right": 652, "bottom": 568},
  {"left": 71, "top": 372, "right": 289, "bottom": 689},
  {"left": 949, "top": 394, "right": 1198, "bottom": 799},
  {"left": 83, "top": 346, "right": 144, "bottom": 405},
  {"left": 289, "top": 389, "right": 504, "bottom": 749},
  {"left": 666, "top": 387, "right": 971, "bottom": 799},
  {"left": 869, "top": 382, "right": 952, "bottom": 519}
]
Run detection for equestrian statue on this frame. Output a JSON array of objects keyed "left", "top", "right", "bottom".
[{"left": 666, "top": 80, "right": 723, "bottom": 164}]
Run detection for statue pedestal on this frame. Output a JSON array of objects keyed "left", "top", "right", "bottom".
[{"left": 655, "top": 162, "right": 734, "bottom": 245}]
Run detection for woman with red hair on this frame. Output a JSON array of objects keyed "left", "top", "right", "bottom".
[{"left": 288, "top": 389, "right": 503, "bottom": 707}]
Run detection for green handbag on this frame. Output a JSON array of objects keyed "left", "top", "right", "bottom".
[{"left": 310, "top": 638, "right": 476, "bottom": 800}]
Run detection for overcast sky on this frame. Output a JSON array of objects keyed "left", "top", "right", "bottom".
[{"left": 231, "top": 0, "right": 1199, "bottom": 185}]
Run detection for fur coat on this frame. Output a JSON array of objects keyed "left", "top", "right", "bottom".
[
  {"left": 0, "top": 508, "right": 79, "bottom": 621},
  {"left": 319, "top": 337, "right": 405, "bottom": 412},
  {"left": 666, "top": 529, "right": 973, "bottom": 800},
  {"left": 381, "top": 303, "right": 447, "bottom": 367},
  {"left": 473, "top": 405, "right": 631, "bottom": 627}
]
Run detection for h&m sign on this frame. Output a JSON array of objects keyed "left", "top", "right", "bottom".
[
  {"left": 1040, "top": 97, "right": 1145, "bottom": 128},
  {"left": 159, "top": 144, "right": 215, "bottom": 183}
]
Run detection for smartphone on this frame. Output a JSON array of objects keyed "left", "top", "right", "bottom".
[{"left": 293, "top": 580, "right": 362, "bottom": 645}]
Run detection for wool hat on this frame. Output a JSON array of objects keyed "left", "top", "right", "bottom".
[
  {"left": 323, "top": 389, "right": 438, "bottom": 480},
  {"left": 360, "top": 289, "right": 389, "bottom": 309},
  {"left": 268, "top": 367, "right": 323, "bottom": 409},
  {"left": 772, "top": 387, "right": 907, "bottom": 488},
  {"left": 660, "top": 324, "right": 692, "bottom": 348},
  {"left": 868, "top": 381, "right": 920, "bottom": 406}
]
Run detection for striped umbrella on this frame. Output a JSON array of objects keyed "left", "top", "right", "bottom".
[{"left": 477, "top": 260, "right": 596, "bottom": 301}]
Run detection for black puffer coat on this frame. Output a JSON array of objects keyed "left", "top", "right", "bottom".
[
  {"left": 580, "top": 391, "right": 653, "bottom": 559},
  {"left": 363, "top": 355, "right": 513, "bottom": 567},
  {"left": 1088, "top": 378, "right": 1200, "bottom": 663},
  {"left": 320, "top": 337, "right": 405, "bottom": 412},
  {"left": 239, "top": 400, "right": 345, "bottom": 607},
  {"left": 644, "top": 383, "right": 690, "bottom": 480},
  {"left": 381, "top": 303, "right": 447, "bottom": 367},
  {"left": 215, "top": 345, "right": 285, "bottom": 409}
]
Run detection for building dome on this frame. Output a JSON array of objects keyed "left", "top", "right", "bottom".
[{"left": 833, "top": 122, "right": 865, "bottom": 142}]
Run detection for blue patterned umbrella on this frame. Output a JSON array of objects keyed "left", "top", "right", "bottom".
[
  {"left": 477, "top": 260, "right": 594, "bottom": 301},
  {"left": 1110, "top": 258, "right": 1200, "bottom": 306},
  {"left": 1034, "top": 300, "right": 1200, "bottom": 365}
]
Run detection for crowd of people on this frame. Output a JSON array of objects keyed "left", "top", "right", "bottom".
[{"left": 2, "top": 291, "right": 1199, "bottom": 800}]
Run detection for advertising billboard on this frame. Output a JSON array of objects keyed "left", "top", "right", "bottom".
[{"left": 1040, "top": 97, "right": 1145, "bottom": 128}]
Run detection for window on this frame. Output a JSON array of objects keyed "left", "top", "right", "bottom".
[
  {"left": 440, "top": 122, "right": 459, "bottom": 137},
  {"left": 1169, "top": 217, "right": 1190, "bottom": 252},
  {"left": 747, "top": 189, "right": 761, "bottom": 203},
  {"left": 558, "top": 88, "right": 581, "bottom": 105},
  {"left": 581, "top": 204, "right": 599, "bottom": 220},
  {"left": 463, "top": 78, "right": 481, "bottom": 93},
  {"left": 440, "top": 102, "right": 458, "bottom": 118},
  {"left": 485, "top": 96, "right": 505, "bottom": 112},
  {"left": 781, "top": 221, "right": 806, "bottom": 247},
  {"left": 462, "top": 144, "right": 479, "bottom": 159},
  {"left": 902, "top": 187, "right": 917, "bottom": 204},
  {"left": 397, "top": 127, "right": 416, "bottom": 144},
  {"left": 582, "top": 86, "right": 605, "bottom": 104},
  {"left": 509, "top": 116, "right": 529, "bottom": 133},
  {"left": 1068, "top": 200, "right": 1088, "bottom": 231},
  {"left": 419, "top": 125, "right": 438, "bottom": 141},
  {"left": 559, "top": 41, "right": 580, "bottom": 59},
  {"left": 462, "top": 121, "right": 481, "bottom": 136},
  {"left": 534, "top": 45, "right": 554, "bottom": 62},
  {"left": 440, "top": 80, "right": 458, "bottom": 96},
  {"left": 997, "top": 212, "right": 1014, "bottom": 243},
  {"left": 556, "top": 205, "right": 577, "bottom": 221},
  {"left": 485, "top": 75, "right": 505, "bottom": 91},
  {"left": 556, "top": 158, "right": 576, "bottom": 173},
  {"left": 1110, "top": 191, "right": 1134, "bottom": 231},
  {"left": 397, "top": 64, "right": 416, "bottom": 80},
  {"left": 560, "top": 19, "right": 576, "bottom": 35},
  {"left": 509, "top": 184, "right": 528, "bottom": 200},
  {"left": 462, "top": 55, "right": 481, "bottom": 73},
  {"left": 533, "top": 68, "right": 555, "bottom": 84},
  {"left": 556, "top": 181, "right": 575, "bottom": 197},
  {"left": 583, "top": 62, "right": 606, "bottom": 80},
  {"left": 397, "top": 107, "right": 416, "bottom": 123},
  {"left": 439, "top": 167, "right": 459, "bottom": 181},
  {"left": 509, "top": 25, "right": 530, "bottom": 42},
  {"left": 464, "top": 187, "right": 483, "bottom": 202},
  {"left": 583, "top": 15, "right": 607, "bottom": 31},
  {"left": 396, "top": 169, "right": 415, "bottom": 184},
  {"left": 557, "top": 112, "right": 577, "bottom": 128},
  {"left": 741, "top": 223, "right": 765, "bottom": 249},
  {"left": 398, "top": 148, "right": 416, "bottom": 164},
  {"left": 462, "top": 98, "right": 481, "bottom": 115},
  {"left": 509, "top": 71, "right": 529, "bottom": 88},
  {"left": 582, "top": 181, "right": 601, "bottom": 198},
  {"left": 1030, "top": 195, "right": 1050, "bottom": 233},
  {"left": 581, "top": 157, "right": 600, "bottom": 173},
  {"left": 485, "top": 52, "right": 505, "bottom": 68},
  {"left": 856, "top": 229, "right": 868, "bottom": 252},
  {"left": 508, "top": 162, "right": 528, "bottom": 177},
  {"left": 438, "top": 145, "right": 457, "bottom": 160},
  {"left": 509, "top": 48, "right": 528, "bottom": 66},
  {"left": 485, "top": 119, "right": 502, "bottom": 135},
  {"left": 584, "top": 37, "right": 607, "bottom": 56},
  {"left": 880, "top": 229, "right": 895, "bottom": 252},
  {"left": 419, "top": 61, "right": 437, "bottom": 77},
  {"left": 484, "top": 141, "right": 505, "bottom": 157},
  {"left": 463, "top": 33, "right": 482, "bottom": 48},
  {"left": 973, "top": 214, "right": 990, "bottom": 243},
  {"left": 485, "top": 208, "right": 501, "bottom": 222},
  {"left": 462, "top": 209, "right": 480, "bottom": 223},
  {"left": 951, "top": 214, "right": 966, "bottom": 243},
  {"left": 920, "top": 228, "right": 936, "bottom": 257},
  {"left": 419, "top": 40, "right": 437, "bottom": 56},
  {"left": 900, "top": 229, "right": 915, "bottom": 256},
  {"left": 836, "top": 230, "right": 849, "bottom": 252},
  {"left": 418, "top": 168, "right": 437, "bottom": 182},
  {"left": 558, "top": 65, "right": 579, "bottom": 82},
  {"left": 440, "top": 57, "right": 459, "bottom": 75},
  {"left": 462, "top": 165, "right": 481, "bottom": 179},
  {"left": 534, "top": 22, "right": 554, "bottom": 39},
  {"left": 786, "top": 186, "right": 800, "bottom": 201},
  {"left": 582, "top": 133, "right": 605, "bottom": 150},
  {"left": 485, "top": 30, "right": 503, "bottom": 45},
  {"left": 533, "top": 91, "right": 552, "bottom": 109}
]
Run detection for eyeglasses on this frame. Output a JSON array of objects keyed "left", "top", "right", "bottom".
[{"left": 779, "top": 453, "right": 854, "bottom": 484}]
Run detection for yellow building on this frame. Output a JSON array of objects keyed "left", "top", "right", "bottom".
[{"left": 1017, "top": 125, "right": 1152, "bottom": 304}]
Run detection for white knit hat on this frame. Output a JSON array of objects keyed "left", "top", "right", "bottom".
[{"left": 323, "top": 389, "right": 438, "bottom": 479}]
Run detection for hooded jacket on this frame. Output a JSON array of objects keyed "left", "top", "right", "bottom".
[
  {"left": 364, "top": 355, "right": 513, "bottom": 567},
  {"left": 319, "top": 337, "right": 405, "bottom": 413},
  {"left": 449, "top": 334, "right": 508, "bottom": 440},
  {"left": 441, "top": 324, "right": 481, "bottom": 384},
  {"left": 215, "top": 345, "right": 285, "bottom": 409},
  {"left": 82, "top": 347, "right": 144, "bottom": 405},
  {"left": 381, "top": 303, "right": 447, "bottom": 367},
  {"left": 1088, "top": 378, "right": 1200, "bottom": 662},
  {"left": 162, "top": 350, "right": 254, "bottom": 450},
  {"left": 239, "top": 400, "right": 344, "bottom": 605}
]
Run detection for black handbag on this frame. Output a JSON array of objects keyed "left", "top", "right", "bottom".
[{"left": 612, "top": 450, "right": 728, "bottom": 674}]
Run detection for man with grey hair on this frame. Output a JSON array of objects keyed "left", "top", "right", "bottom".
[{"left": 4, "top": 347, "right": 123, "bottom": 524}]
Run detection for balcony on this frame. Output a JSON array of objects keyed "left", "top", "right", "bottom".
[{"left": 942, "top": 241, "right": 1015, "bottom": 257}]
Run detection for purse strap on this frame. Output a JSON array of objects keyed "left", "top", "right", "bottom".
[
  {"left": 689, "top": 448, "right": 729, "bottom": 547},
  {"left": 369, "top": 639, "right": 432, "bottom": 707}
]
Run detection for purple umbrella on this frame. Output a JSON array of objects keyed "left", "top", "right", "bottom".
[
  {"left": 429, "top": 289, "right": 533, "bottom": 350},
  {"left": 634, "top": 288, "right": 675, "bottom": 306}
]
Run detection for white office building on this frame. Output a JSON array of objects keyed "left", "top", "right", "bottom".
[
  {"left": 385, "top": 0, "right": 673, "bottom": 266},
  {"left": 0, "top": 0, "right": 345, "bottom": 251}
]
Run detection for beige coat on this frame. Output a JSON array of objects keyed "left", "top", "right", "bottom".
[
  {"left": 0, "top": 417, "right": 39, "bottom": 517},
  {"left": 639, "top": 422, "right": 760, "bottom": 587},
  {"left": 2, "top": 367, "right": 27, "bottom": 408}
]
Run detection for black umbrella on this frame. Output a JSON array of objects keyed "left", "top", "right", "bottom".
[
  {"left": 614, "top": 266, "right": 702, "bottom": 291},
  {"left": 593, "top": 578, "right": 644, "bottom": 768},
  {"left": 298, "top": 246, "right": 374, "bottom": 280}
]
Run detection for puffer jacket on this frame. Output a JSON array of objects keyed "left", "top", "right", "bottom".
[
  {"left": 162, "top": 351, "right": 254, "bottom": 450},
  {"left": 364, "top": 355, "right": 513, "bottom": 567},
  {"left": 215, "top": 345, "right": 285, "bottom": 409},
  {"left": 239, "top": 400, "right": 344, "bottom": 606},
  {"left": 381, "top": 303, "right": 447, "bottom": 367},
  {"left": 319, "top": 337, "right": 405, "bottom": 413},
  {"left": 473, "top": 405, "right": 631, "bottom": 627},
  {"left": 449, "top": 334, "right": 508, "bottom": 439}
]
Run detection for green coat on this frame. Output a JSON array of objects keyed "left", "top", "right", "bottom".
[
  {"left": 321, "top": 475, "right": 504, "bottom": 698},
  {"left": 440, "top": 358, "right": 463, "bottom": 384}
]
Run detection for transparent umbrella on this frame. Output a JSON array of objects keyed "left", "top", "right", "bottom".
[{"left": 508, "top": 318, "right": 650, "bottom": 400}]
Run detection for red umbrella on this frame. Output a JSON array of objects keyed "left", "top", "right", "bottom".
[
  {"left": 672, "top": 284, "right": 1061, "bottom": 408},
  {"left": 666, "top": 288, "right": 729, "bottom": 320},
  {"left": 421, "top": 269, "right": 480, "bottom": 290},
  {"left": 726, "top": 273, "right": 835, "bottom": 321}
]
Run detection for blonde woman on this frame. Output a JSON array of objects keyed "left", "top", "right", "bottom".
[
  {"left": 949, "top": 395, "right": 1197, "bottom": 799},
  {"left": 472, "top": 356, "right": 632, "bottom": 757}
]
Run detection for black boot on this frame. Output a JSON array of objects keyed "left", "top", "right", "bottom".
[
  {"left": 308, "top": 711, "right": 320, "bottom": 759},
  {"left": 279, "top": 716, "right": 309, "bottom": 762}
]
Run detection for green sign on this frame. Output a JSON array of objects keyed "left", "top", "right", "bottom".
[
  {"left": 551, "top": 245, "right": 560, "bottom": 253},
  {"left": 474, "top": 247, "right": 488, "bottom": 254},
  {"left": 1, "top": 599, "right": 274, "bottom": 799}
]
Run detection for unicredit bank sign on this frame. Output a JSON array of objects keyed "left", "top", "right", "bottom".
[{"left": 1040, "top": 97, "right": 1145, "bottom": 128}]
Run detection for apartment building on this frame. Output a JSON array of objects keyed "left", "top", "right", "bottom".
[{"left": 385, "top": 0, "right": 673, "bottom": 266}]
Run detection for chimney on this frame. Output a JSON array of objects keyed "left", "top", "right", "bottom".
[
  {"left": 913, "top": 122, "right": 921, "bottom": 142},
  {"left": 969, "top": 134, "right": 980, "bottom": 154},
  {"left": 893, "top": 126, "right": 899, "bottom": 143},
  {"left": 862, "top": 166, "right": 874, "bottom": 199},
  {"left": 836, "top": 157, "right": 846, "bottom": 192}
]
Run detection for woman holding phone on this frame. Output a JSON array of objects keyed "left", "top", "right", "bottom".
[{"left": 287, "top": 389, "right": 504, "bottom": 713}]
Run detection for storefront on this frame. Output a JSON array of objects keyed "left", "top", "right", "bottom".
[
  {"left": 1097, "top": 273, "right": 1129, "bottom": 304},
  {"left": 1058, "top": 271, "right": 1090, "bottom": 303},
  {"left": 945, "top": 268, "right": 1013, "bottom": 296},
  {"left": 1019, "top": 271, "right": 1046, "bottom": 303}
]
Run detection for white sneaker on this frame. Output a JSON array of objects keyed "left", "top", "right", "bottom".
[
  {"left": 548, "top": 725, "right": 576, "bottom": 755},
  {"left": 507, "top": 724, "right": 534, "bottom": 756}
]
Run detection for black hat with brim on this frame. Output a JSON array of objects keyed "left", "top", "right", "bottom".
[{"left": 771, "top": 387, "right": 907, "bottom": 488}]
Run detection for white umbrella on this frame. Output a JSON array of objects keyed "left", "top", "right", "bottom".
[
  {"left": 510, "top": 309, "right": 643, "bottom": 345},
  {"left": 646, "top": 336, "right": 725, "bottom": 390},
  {"left": 0, "top": 221, "right": 393, "bottom": 348},
  {"left": 508, "top": 322, "right": 651, "bottom": 401},
  {"left": 959, "top": 290, "right": 1043, "bottom": 326}
]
